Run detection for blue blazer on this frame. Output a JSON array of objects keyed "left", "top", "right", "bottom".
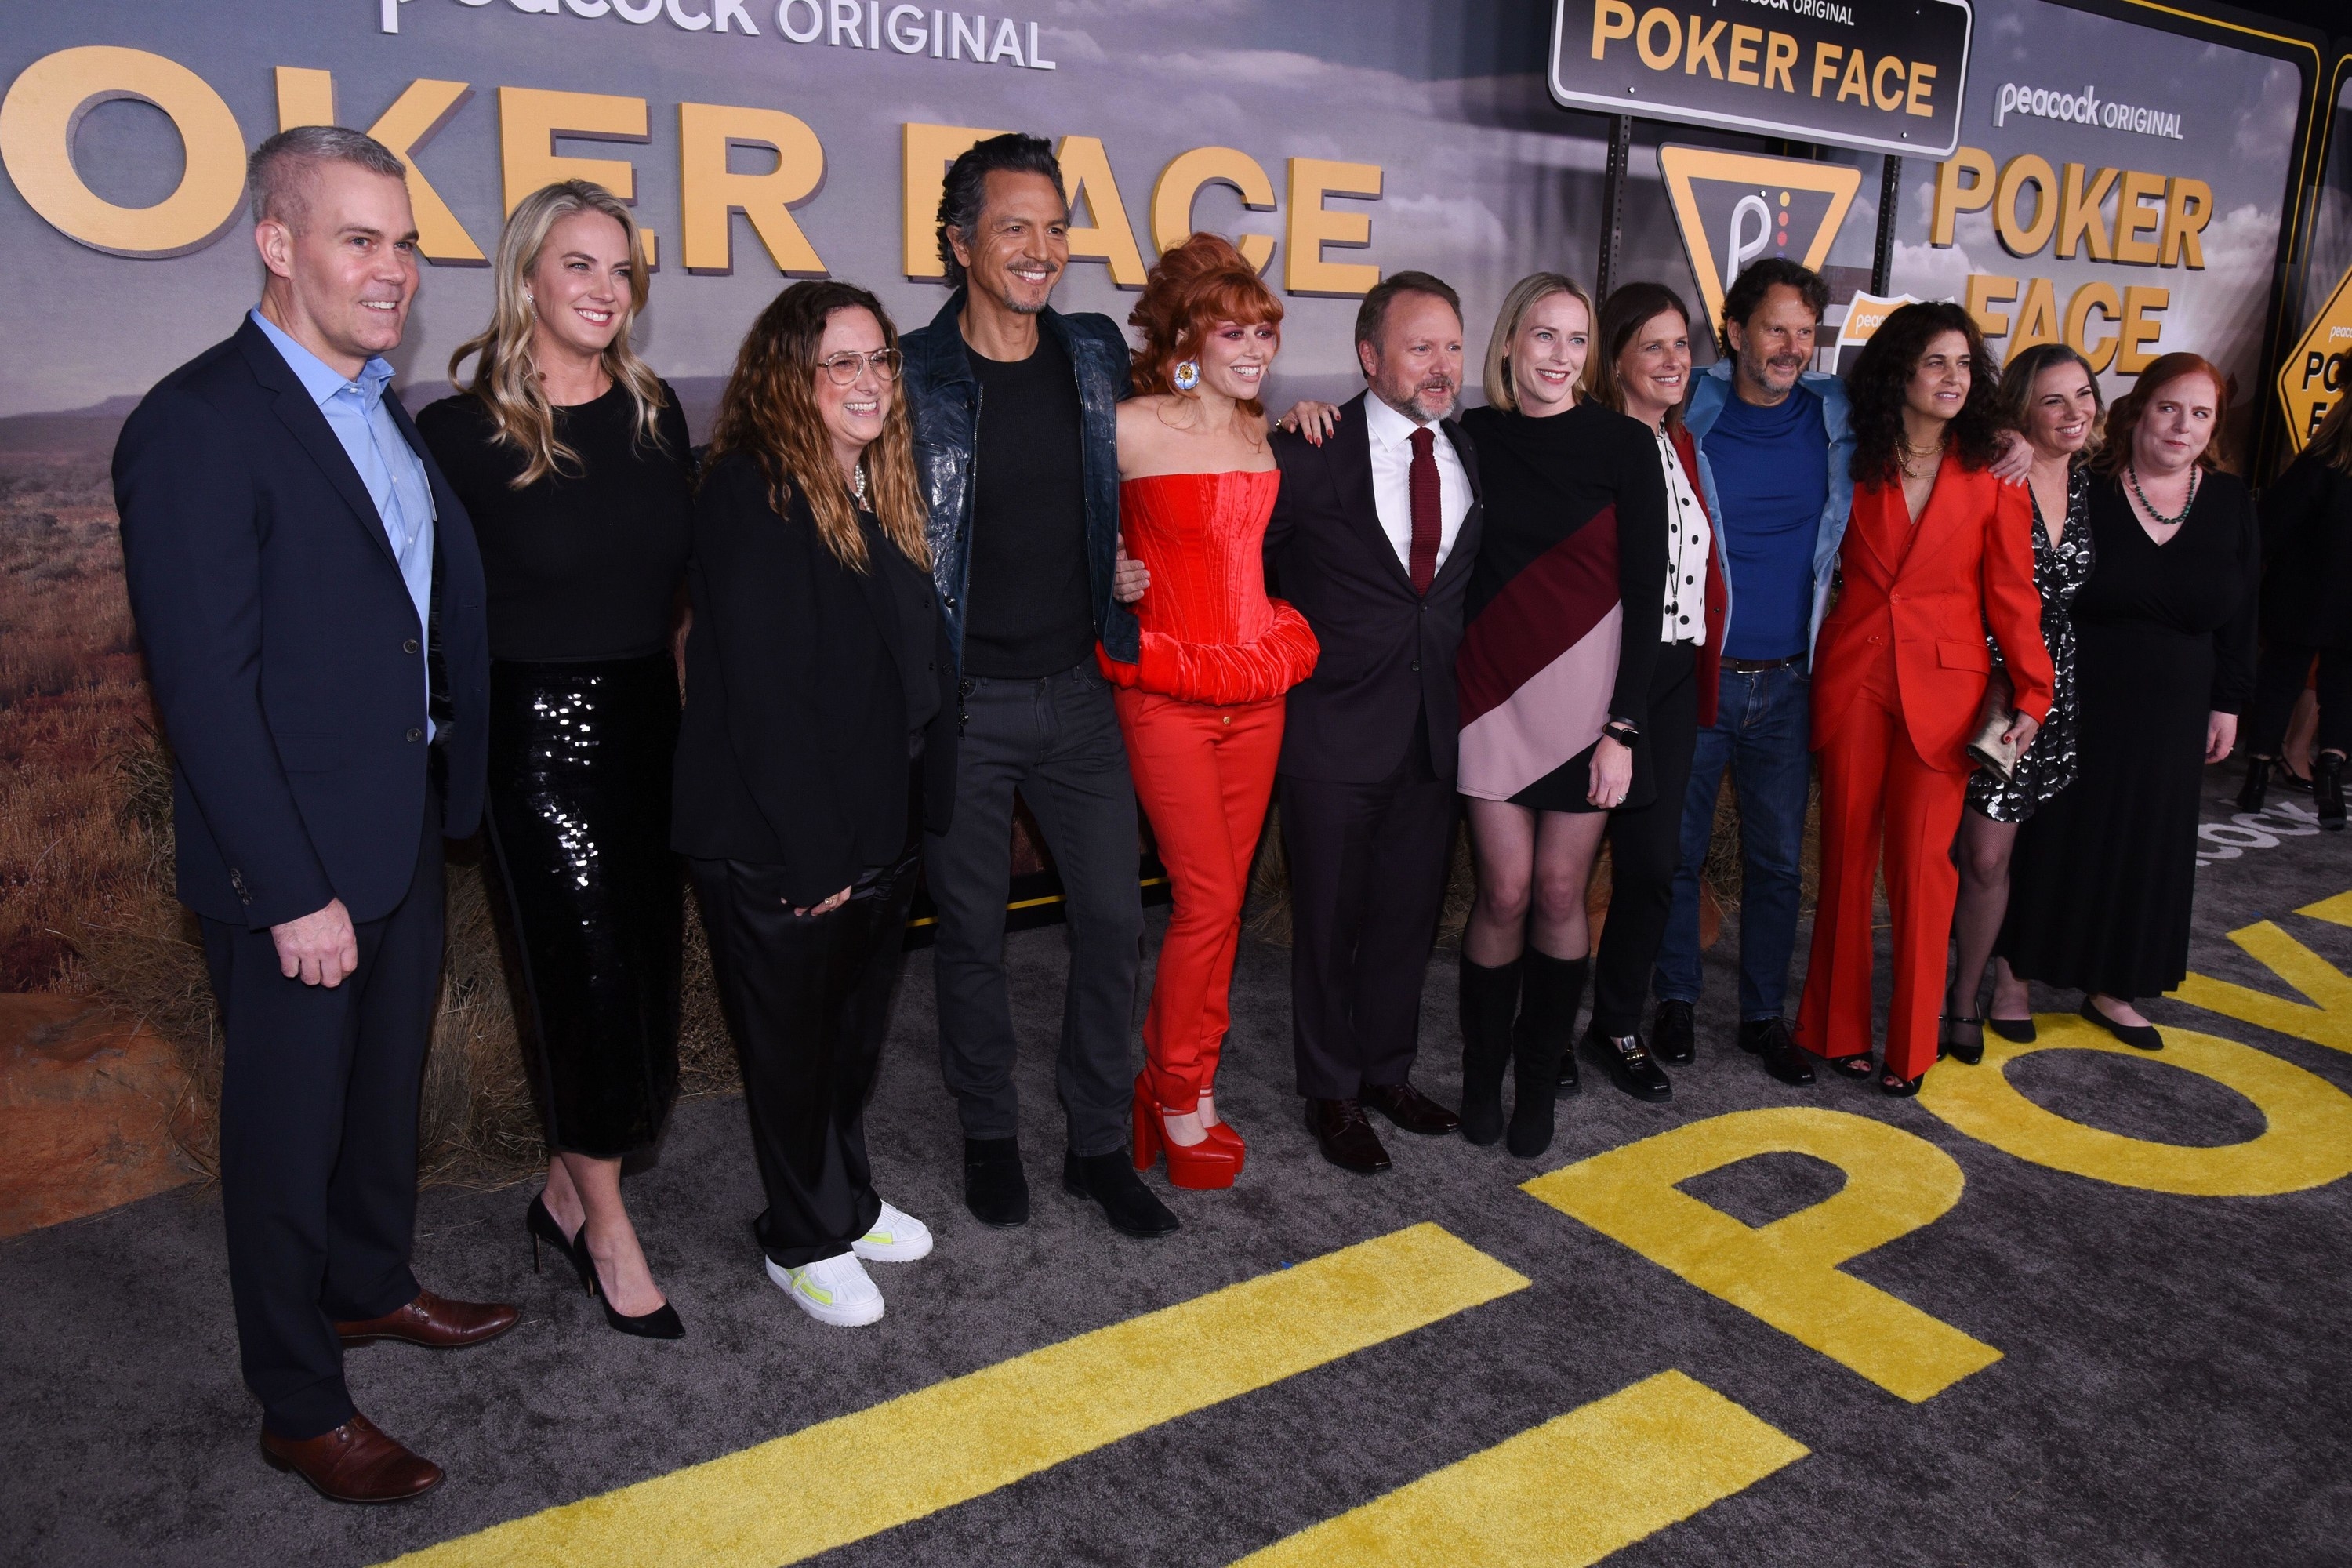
[{"left": 113, "top": 317, "right": 489, "bottom": 929}]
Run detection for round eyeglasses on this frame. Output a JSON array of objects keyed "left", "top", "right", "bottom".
[{"left": 819, "top": 348, "right": 902, "bottom": 386}]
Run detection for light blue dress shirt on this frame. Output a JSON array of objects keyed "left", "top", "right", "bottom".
[{"left": 250, "top": 308, "right": 437, "bottom": 735}]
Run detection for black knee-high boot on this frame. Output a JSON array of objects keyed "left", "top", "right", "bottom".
[
  {"left": 1510, "top": 951, "right": 1588, "bottom": 1158},
  {"left": 1458, "top": 953, "right": 1521, "bottom": 1147}
]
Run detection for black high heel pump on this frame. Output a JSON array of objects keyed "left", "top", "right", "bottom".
[
  {"left": 571, "top": 1225, "right": 686, "bottom": 1341},
  {"left": 527, "top": 1193, "right": 594, "bottom": 1294}
]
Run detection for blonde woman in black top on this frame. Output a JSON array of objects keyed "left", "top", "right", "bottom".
[{"left": 418, "top": 181, "right": 688, "bottom": 1338}]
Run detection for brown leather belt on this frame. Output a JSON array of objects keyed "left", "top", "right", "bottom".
[{"left": 1720, "top": 655, "right": 1800, "bottom": 672}]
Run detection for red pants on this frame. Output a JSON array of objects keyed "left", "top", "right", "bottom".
[
  {"left": 1115, "top": 688, "right": 1286, "bottom": 1113},
  {"left": 1795, "top": 647, "right": 1967, "bottom": 1083}
]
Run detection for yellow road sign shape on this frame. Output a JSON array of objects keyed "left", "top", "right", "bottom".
[
  {"left": 1658, "top": 146, "right": 1861, "bottom": 333},
  {"left": 2278, "top": 263, "right": 2352, "bottom": 454}
]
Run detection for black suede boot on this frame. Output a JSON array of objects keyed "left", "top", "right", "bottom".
[
  {"left": 1509, "top": 952, "right": 1588, "bottom": 1158},
  {"left": 1457, "top": 953, "right": 1521, "bottom": 1147},
  {"left": 2317, "top": 752, "right": 2346, "bottom": 830},
  {"left": 2237, "top": 756, "right": 2271, "bottom": 814}
]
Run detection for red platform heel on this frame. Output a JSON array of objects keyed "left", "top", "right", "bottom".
[{"left": 1131, "top": 1079, "right": 1239, "bottom": 1190}]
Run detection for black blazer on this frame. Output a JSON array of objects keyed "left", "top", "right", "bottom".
[
  {"left": 113, "top": 317, "right": 489, "bottom": 930},
  {"left": 2258, "top": 449, "right": 2352, "bottom": 649},
  {"left": 1264, "top": 392, "right": 1483, "bottom": 783},
  {"left": 671, "top": 452, "right": 958, "bottom": 906}
]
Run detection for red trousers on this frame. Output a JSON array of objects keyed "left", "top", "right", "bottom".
[
  {"left": 1795, "top": 644, "right": 1968, "bottom": 1083},
  {"left": 1115, "top": 688, "right": 1286, "bottom": 1113}
]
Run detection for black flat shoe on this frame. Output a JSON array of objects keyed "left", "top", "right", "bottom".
[
  {"left": 1737, "top": 1017, "right": 1816, "bottom": 1086},
  {"left": 527, "top": 1194, "right": 593, "bottom": 1294},
  {"left": 1878, "top": 1067, "right": 1923, "bottom": 1098},
  {"left": 1579, "top": 1027, "right": 1672, "bottom": 1102},
  {"left": 2080, "top": 997, "right": 2162, "bottom": 1051},
  {"left": 1828, "top": 1052, "right": 1878, "bottom": 1080},
  {"left": 963, "top": 1137, "right": 1030, "bottom": 1229},
  {"left": 1652, "top": 1000, "right": 1696, "bottom": 1065},
  {"left": 1938, "top": 1016, "right": 1985, "bottom": 1066},
  {"left": 1063, "top": 1150, "right": 1181, "bottom": 1238},
  {"left": 1987, "top": 1016, "right": 2037, "bottom": 1043}
]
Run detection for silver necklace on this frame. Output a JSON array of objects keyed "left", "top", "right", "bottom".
[
  {"left": 2126, "top": 461, "right": 2197, "bottom": 528},
  {"left": 851, "top": 462, "right": 869, "bottom": 507}
]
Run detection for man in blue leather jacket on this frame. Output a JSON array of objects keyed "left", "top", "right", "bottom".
[{"left": 899, "top": 133, "right": 1175, "bottom": 1240}]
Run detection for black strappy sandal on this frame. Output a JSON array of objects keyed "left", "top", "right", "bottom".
[
  {"left": 1879, "top": 1065, "right": 1924, "bottom": 1097},
  {"left": 1828, "top": 1052, "right": 1877, "bottom": 1080}
]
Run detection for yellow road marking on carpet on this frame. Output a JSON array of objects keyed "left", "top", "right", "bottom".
[
  {"left": 382, "top": 1223, "right": 1527, "bottom": 1568},
  {"left": 1229, "top": 1370, "right": 1806, "bottom": 1566}
]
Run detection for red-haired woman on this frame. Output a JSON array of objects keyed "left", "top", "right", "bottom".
[
  {"left": 1999, "top": 354, "right": 2257, "bottom": 1049},
  {"left": 1795, "top": 302, "right": 2051, "bottom": 1094},
  {"left": 1106, "top": 234, "right": 1319, "bottom": 1189}
]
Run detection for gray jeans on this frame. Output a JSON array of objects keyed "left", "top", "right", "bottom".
[{"left": 925, "top": 659, "right": 1143, "bottom": 1158}]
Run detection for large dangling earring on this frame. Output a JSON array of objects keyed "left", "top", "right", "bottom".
[{"left": 1172, "top": 360, "right": 1200, "bottom": 392}]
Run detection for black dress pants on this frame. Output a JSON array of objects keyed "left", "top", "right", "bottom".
[
  {"left": 691, "top": 845, "right": 921, "bottom": 1269},
  {"left": 1592, "top": 642, "right": 1702, "bottom": 1035},
  {"left": 2245, "top": 641, "right": 2352, "bottom": 759},
  {"left": 201, "top": 795, "right": 443, "bottom": 1441},
  {"left": 1281, "top": 710, "right": 1457, "bottom": 1099}
]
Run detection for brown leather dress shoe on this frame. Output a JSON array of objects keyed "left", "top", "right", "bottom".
[
  {"left": 1360, "top": 1080, "right": 1462, "bottom": 1136},
  {"left": 337, "top": 1289, "right": 519, "bottom": 1349},
  {"left": 260, "top": 1414, "right": 444, "bottom": 1504},
  {"left": 1304, "top": 1098, "right": 1392, "bottom": 1174}
]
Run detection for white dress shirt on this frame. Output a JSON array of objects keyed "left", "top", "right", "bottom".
[
  {"left": 1655, "top": 423, "right": 1709, "bottom": 645},
  {"left": 1363, "top": 391, "right": 1472, "bottom": 577}
]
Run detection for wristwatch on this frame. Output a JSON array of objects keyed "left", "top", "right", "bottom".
[{"left": 1602, "top": 720, "right": 1639, "bottom": 748}]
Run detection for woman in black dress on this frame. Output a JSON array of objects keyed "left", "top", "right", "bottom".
[
  {"left": 1454, "top": 271, "right": 1669, "bottom": 1159},
  {"left": 1998, "top": 353, "right": 2259, "bottom": 1051},
  {"left": 675, "top": 281, "right": 957, "bottom": 1329},
  {"left": 418, "top": 180, "right": 689, "bottom": 1338},
  {"left": 1945, "top": 344, "right": 2099, "bottom": 1051},
  {"left": 2238, "top": 394, "right": 2352, "bottom": 829}
]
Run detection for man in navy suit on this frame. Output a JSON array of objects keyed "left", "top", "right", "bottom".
[{"left": 114, "top": 127, "right": 510, "bottom": 1504}]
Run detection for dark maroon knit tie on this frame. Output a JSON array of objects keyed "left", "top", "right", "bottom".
[{"left": 1407, "top": 426, "right": 1439, "bottom": 594}]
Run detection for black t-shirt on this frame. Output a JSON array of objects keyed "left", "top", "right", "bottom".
[
  {"left": 863, "top": 509, "right": 942, "bottom": 747},
  {"left": 962, "top": 330, "right": 1094, "bottom": 678},
  {"left": 416, "top": 381, "right": 692, "bottom": 662}
]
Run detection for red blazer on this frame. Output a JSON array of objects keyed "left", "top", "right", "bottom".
[
  {"left": 1668, "top": 424, "right": 1730, "bottom": 727},
  {"left": 1810, "top": 453, "right": 2053, "bottom": 771}
]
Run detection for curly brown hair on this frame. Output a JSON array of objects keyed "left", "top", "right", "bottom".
[
  {"left": 705, "top": 281, "right": 928, "bottom": 573},
  {"left": 1848, "top": 300, "right": 2005, "bottom": 488},
  {"left": 2095, "top": 352, "right": 2234, "bottom": 477},
  {"left": 1128, "top": 233, "right": 1283, "bottom": 415}
]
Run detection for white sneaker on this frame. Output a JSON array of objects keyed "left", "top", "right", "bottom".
[
  {"left": 764, "top": 1251, "right": 884, "bottom": 1327},
  {"left": 851, "top": 1200, "right": 934, "bottom": 1262}
]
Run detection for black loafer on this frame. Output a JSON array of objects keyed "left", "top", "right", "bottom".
[
  {"left": 1580, "top": 1027, "right": 1672, "bottom": 1102},
  {"left": 963, "top": 1137, "right": 1030, "bottom": 1229},
  {"left": 2080, "top": 997, "right": 2162, "bottom": 1051},
  {"left": 1062, "top": 1151, "right": 1180, "bottom": 1238},
  {"left": 1737, "top": 1017, "right": 1815, "bottom": 1085},
  {"left": 1652, "top": 1000, "right": 1696, "bottom": 1064}
]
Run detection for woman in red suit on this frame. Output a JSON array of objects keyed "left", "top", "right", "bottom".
[
  {"left": 1795, "top": 302, "right": 2052, "bottom": 1094},
  {"left": 1105, "top": 234, "right": 1319, "bottom": 1188}
]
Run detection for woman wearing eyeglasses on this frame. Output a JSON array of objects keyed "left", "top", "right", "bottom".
[{"left": 673, "top": 281, "right": 958, "bottom": 1327}]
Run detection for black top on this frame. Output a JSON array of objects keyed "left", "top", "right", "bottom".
[
  {"left": 671, "top": 452, "right": 957, "bottom": 905},
  {"left": 2257, "top": 448, "right": 2352, "bottom": 649},
  {"left": 2077, "top": 469, "right": 2259, "bottom": 711},
  {"left": 416, "top": 381, "right": 692, "bottom": 662},
  {"left": 1458, "top": 400, "right": 1668, "bottom": 731},
  {"left": 863, "top": 507, "right": 944, "bottom": 746},
  {"left": 962, "top": 330, "right": 1094, "bottom": 677}
]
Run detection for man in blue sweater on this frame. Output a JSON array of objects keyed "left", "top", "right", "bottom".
[{"left": 1653, "top": 260, "right": 1853, "bottom": 1084}]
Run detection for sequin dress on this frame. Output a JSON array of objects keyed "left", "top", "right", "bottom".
[{"left": 1967, "top": 463, "right": 2092, "bottom": 824}]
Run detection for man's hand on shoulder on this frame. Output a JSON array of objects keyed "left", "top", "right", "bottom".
[{"left": 273, "top": 898, "right": 358, "bottom": 988}]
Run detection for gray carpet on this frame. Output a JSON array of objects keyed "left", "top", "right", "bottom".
[{"left": 5, "top": 769, "right": 2351, "bottom": 1566}]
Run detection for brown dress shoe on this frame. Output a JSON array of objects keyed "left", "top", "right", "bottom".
[
  {"left": 337, "top": 1289, "right": 519, "bottom": 1349},
  {"left": 1304, "top": 1098, "right": 1392, "bottom": 1174},
  {"left": 260, "top": 1414, "right": 444, "bottom": 1504},
  {"left": 1360, "top": 1080, "right": 1463, "bottom": 1136}
]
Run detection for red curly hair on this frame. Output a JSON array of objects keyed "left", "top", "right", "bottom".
[
  {"left": 1128, "top": 232, "right": 1283, "bottom": 415},
  {"left": 2096, "top": 351, "right": 2235, "bottom": 477}
]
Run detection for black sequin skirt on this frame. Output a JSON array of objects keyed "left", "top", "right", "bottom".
[{"left": 485, "top": 654, "right": 682, "bottom": 1158}]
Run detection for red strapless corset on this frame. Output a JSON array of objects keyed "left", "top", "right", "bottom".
[{"left": 1097, "top": 470, "right": 1319, "bottom": 706}]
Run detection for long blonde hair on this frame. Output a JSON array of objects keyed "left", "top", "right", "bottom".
[
  {"left": 449, "top": 180, "right": 667, "bottom": 487},
  {"left": 1483, "top": 271, "right": 1598, "bottom": 412},
  {"left": 705, "top": 281, "right": 929, "bottom": 575}
]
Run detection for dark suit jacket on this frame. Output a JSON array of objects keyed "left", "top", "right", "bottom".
[
  {"left": 1264, "top": 392, "right": 1483, "bottom": 783},
  {"left": 113, "top": 317, "right": 488, "bottom": 930},
  {"left": 670, "top": 451, "right": 959, "bottom": 907}
]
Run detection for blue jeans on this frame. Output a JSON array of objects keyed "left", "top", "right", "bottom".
[{"left": 1653, "top": 662, "right": 1811, "bottom": 1021}]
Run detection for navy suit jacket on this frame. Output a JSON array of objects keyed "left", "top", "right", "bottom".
[{"left": 114, "top": 317, "right": 489, "bottom": 929}]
